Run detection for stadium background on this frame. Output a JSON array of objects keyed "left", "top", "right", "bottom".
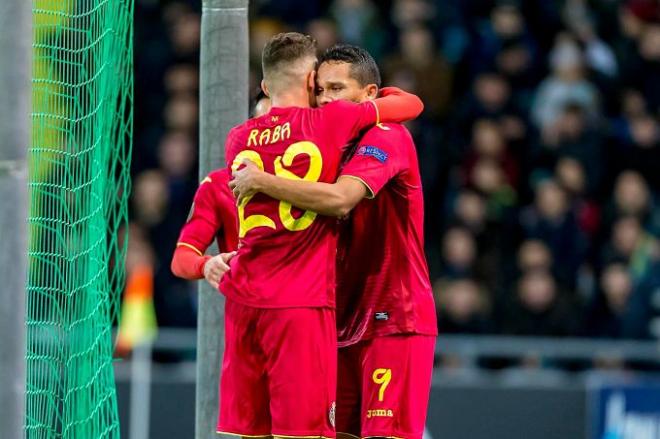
[{"left": 120, "top": 1, "right": 660, "bottom": 437}]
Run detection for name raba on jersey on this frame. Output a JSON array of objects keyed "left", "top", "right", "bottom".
[{"left": 247, "top": 122, "right": 292, "bottom": 147}]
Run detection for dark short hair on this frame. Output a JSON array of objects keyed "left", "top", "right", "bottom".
[
  {"left": 262, "top": 32, "right": 317, "bottom": 77},
  {"left": 319, "top": 44, "right": 381, "bottom": 87}
]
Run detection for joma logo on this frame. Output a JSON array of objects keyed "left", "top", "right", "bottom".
[{"left": 366, "top": 409, "right": 393, "bottom": 418}]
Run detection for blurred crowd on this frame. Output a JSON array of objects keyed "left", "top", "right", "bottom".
[{"left": 129, "top": 0, "right": 660, "bottom": 340}]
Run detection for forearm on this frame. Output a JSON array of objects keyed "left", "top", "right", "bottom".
[
  {"left": 171, "top": 246, "right": 211, "bottom": 280},
  {"left": 255, "top": 172, "right": 353, "bottom": 217},
  {"left": 373, "top": 87, "right": 424, "bottom": 123}
]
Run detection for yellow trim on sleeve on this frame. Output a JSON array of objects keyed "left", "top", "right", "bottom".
[
  {"left": 339, "top": 175, "right": 375, "bottom": 199},
  {"left": 369, "top": 100, "right": 380, "bottom": 125},
  {"left": 176, "top": 242, "right": 203, "bottom": 256}
]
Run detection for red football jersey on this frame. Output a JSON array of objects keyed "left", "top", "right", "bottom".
[
  {"left": 337, "top": 123, "right": 438, "bottom": 346},
  {"left": 220, "top": 100, "right": 379, "bottom": 308},
  {"left": 177, "top": 168, "right": 239, "bottom": 255}
]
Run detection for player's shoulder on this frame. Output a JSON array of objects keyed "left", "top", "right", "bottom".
[
  {"left": 227, "top": 119, "right": 254, "bottom": 140},
  {"left": 195, "top": 168, "right": 233, "bottom": 202},
  {"left": 197, "top": 168, "right": 231, "bottom": 195},
  {"left": 206, "top": 168, "right": 231, "bottom": 184},
  {"left": 362, "top": 122, "right": 412, "bottom": 144}
]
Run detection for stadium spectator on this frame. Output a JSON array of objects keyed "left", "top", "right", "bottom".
[
  {"left": 468, "top": 157, "right": 517, "bottom": 225},
  {"left": 440, "top": 227, "right": 477, "bottom": 280},
  {"left": 520, "top": 178, "right": 586, "bottom": 288},
  {"left": 602, "top": 216, "right": 660, "bottom": 282},
  {"left": 329, "top": 0, "right": 384, "bottom": 58},
  {"left": 534, "top": 102, "right": 603, "bottom": 196},
  {"left": 436, "top": 278, "right": 492, "bottom": 334},
  {"left": 555, "top": 157, "right": 600, "bottom": 238},
  {"left": 613, "top": 112, "right": 660, "bottom": 188},
  {"left": 452, "top": 72, "right": 522, "bottom": 149},
  {"left": 463, "top": 118, "right": 518, "bottom": 186},
  {"left": 621, "top": 23, "right": 660, "bottom": 114},
  {"left": 501, "top": 270, "right": 578, "bottom": 336},
  {"left": 531, "top": 35, "right": 600, "bottom": 132},
  {"left": 583, "top": 262, "right": 649, "bottom": 339},
  {"left": 472, "top": 2, "right": 537, "bottom": 75},
  {"left": 382, "top": 24, "right": 453, "bottom": 120},
  {"left": 603, "top": 171, "right": 660, "bottom": 239},
  {"left": 305, "top": 18, "right": 339, "bottom": 53},
  {"left": 517, "top": 239, "right": 553, "bottom": 274}
]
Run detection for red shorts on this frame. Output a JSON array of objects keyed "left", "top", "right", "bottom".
[
  {"left": 217, "top": 299, "right": 337, "bottom": 438},
  {"left": 336, "top": 335, "right": 435, "bottom": 439}
]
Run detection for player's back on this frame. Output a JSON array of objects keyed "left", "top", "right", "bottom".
[{"left": 221, "top": 102, "right": 376, "bottom": 308}]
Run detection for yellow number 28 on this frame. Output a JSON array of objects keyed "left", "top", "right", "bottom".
[
  {"left": 372, "top": 368, "right": 392, "bottom": 402},
  {"left": 231, "top": 141, "right": 323, "bottom": 237}
]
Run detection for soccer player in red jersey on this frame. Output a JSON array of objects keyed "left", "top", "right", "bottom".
[
  {"left": 217, "top": 34, "right": 423, "bottom": 439},
  {"left": 230, "top": 44, "right": 437, "bottom": 439},
  {"left": 170, "top": 90, "right": 271, "bottom": 285},
  {"left": 170, "top": 168, "right": 238, "bottom": 286}
]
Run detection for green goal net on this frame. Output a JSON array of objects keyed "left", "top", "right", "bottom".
[{"left": 27, "top": 0, "right": 133, "bottom": 437}]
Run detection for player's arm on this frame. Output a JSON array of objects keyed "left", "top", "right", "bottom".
[
  {"left": 373, "top": 86, "right": 424, "bottom": 124},
  {"left": 171, "top": 248, "right": 235, "bottom": 287},
  {"left": 323, "top": 87, "right": 423, "bottom": 141},
  {"left": 230, "top": 160, "right": 368, "bottom": 217},
  {"left": 170, "top": 175, "right": 235, "bottom": 287},
  {"left": 171, "top": 247, "right": 211, "bottom": 280}
]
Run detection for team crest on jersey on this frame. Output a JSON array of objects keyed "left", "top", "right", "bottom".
[
  {"left": 357, "top": 145, "right": 388, "bottom": 163},
  {"left": 329, "top": 401, "right": 336, "bottom": 427}
]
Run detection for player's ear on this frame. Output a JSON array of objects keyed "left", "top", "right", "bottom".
[
  {"left": 366, "top": 84, "right": 378, "bottom": 100},
  {"left": 261, "top": 79, "right": 270, "bottom": 98},
  {"left": 307, "top": 69, "right": 316, "bottom": 92}
]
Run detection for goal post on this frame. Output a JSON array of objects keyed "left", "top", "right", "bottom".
[
  {"left": 197, "top": 1, "right": 249, "bottom": 438},
  {"left": 0, "top": 0, "right": 30, "bottom": 437}
]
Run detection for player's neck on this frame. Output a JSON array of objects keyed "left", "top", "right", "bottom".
[{"left": 269, "top": 90, "right": 311, "bottom": 109}]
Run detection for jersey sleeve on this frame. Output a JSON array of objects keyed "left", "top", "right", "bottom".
[
  {"left": 340, "top": 126, "right": 407, "bottom": 198},
  {"left": 177, "top": 176, "right": 223, "bottom": 255},
  {"left": 319, "top": 100, "right": 378, "bottom": 145}
]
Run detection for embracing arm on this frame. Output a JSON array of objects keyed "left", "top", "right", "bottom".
[
  {"left": 230, "top": 162, "right": 368, "bottom": 217},
  {"left": 373, "top": 86, "right": 424, "bottom": 123}
]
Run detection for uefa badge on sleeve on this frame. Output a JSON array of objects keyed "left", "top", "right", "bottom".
[{"left": 329, "top": 401, "right": 336, "bottom": 428}]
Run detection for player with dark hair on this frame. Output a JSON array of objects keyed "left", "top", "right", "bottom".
[
  {"left": 230, "top": 43, "right": 437, "bottom": 439},
  {"left": 213, "top": 33, "right": 423, "bottom": 439}
]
